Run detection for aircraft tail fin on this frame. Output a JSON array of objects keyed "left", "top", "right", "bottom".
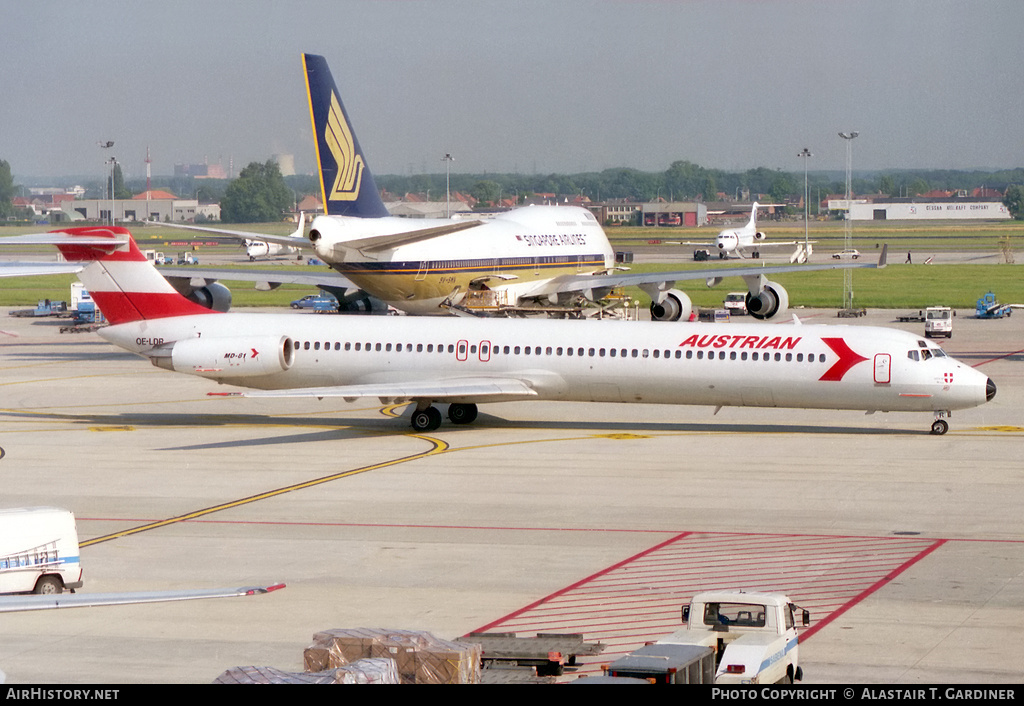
[
  {"left": 303, "top": 53, "right": 389, "bottom": 218},
  {"left": 51, "top": 227, "right": 217, "bottom": 325},
  {"left": 746, "top": 201, "right": 760, "bottom": 229}
]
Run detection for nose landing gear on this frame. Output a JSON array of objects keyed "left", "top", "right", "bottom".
[{"left": 930, "top": 412, "right": 950, "bottom": 436}]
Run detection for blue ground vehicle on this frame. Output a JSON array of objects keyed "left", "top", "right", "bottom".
[
  {"left": 976, "top": 292, "right": 1014, "bottom": 319},
  {"left": 290, "top": 292, "right": 339, "bottom": 312}
]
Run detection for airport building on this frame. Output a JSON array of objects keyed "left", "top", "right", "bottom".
[
  {"left": 638, "top": 201, "right": 707, "bottom": 227},
  {"left": 831, "top": 196, "right": 1010, "bottom": 221},
  {"left": 59, "top": 191, "right": 199, "bottom": 223}
]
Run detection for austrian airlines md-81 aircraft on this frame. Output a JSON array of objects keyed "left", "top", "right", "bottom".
[{"left": 20, "top": 227, "right": 994, "bottom": 436}]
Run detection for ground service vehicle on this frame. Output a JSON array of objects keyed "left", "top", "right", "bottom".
[
  {"left": 656, "top": 590, "right": 808, "bottom": 684},
  {"left": 290, "top": 292, "right": 339, "bottom": 312},
  {"left": 723, "top": 292, "right": 748, "bottom": 316},
  {"left": 0, "top": 507, "right": 83, "bottom": 595},
  {"left": 604, "top": 643, "right": 716, "bottom": 683},
  {"left": 924, "top": 306, "right": 953, "bottom": 338},
  {"left": 9, "top": 299, "right": 68, "bottom": 318},
  {"left": 976, "top": 292, "right": 1015, "bottom": 319}
]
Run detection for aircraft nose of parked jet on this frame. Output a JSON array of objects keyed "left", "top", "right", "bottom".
[{"left": 987, "top": 377, "right": 997, "bottom": 402}]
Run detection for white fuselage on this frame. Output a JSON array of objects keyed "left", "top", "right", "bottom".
[
  {"left": 716, "top": 224, "right": 762, "bottom": 256},
  {"left": 246, "top": 240, "right": 300, "bottom": 260},
  {"left": 307, "top": 205, "right": 616, "bottom": 313},
  {"left": 100, "top": 313, "right": 991, "bottom": 416}
]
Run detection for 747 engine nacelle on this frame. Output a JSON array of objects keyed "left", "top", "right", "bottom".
[
  {"left": 744, "top": 278, "right": 789, "bottom": 320},
  {"left": 649, "top": 288, "right": 693, "bottom": 322},
  {"left": 165, "top": 277, "right": 233, "bottom": 312},
  {"left": 150, "top": 335, "right": 294, "bottom": 378}
]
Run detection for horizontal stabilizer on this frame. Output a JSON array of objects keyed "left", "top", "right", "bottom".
[{"left": 0, "top": 231, "right": 130, "bottom": 247}]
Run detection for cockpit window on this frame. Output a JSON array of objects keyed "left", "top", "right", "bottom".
[{"left": 908, "top": 350, "right": 919, "bottom": 361}]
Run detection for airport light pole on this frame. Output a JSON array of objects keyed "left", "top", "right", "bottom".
[
  {"left": 442, "top": 153, "right": 454, "bottom": 218},
  {"left": 106, "top": 157, "right": 118, "bottom": 226},
  {"left": 98, "top": 141, "right": 115, "bottom": 225},
  {"left": 798, "top": 148, "right": 812, "bottom": 260},
  {"left": 838, "top": 131, "right": 859, "bottom": 311}
]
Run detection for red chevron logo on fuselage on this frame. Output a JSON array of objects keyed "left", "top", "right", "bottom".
[{"left": 819, "top": 337, "right": 869, "bottom": 381}]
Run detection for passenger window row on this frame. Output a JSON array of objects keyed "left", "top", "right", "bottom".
[{"left": 290, "top": 339, "right": 829, "bottom": 364}]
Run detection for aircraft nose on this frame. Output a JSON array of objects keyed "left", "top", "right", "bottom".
[{"left": 986, "top": 377, "right": 997, "bottom": 402}]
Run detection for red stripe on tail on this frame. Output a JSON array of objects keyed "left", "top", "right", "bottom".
[{"left": 50, "top": 226, "right": 217, "bottom": 325}]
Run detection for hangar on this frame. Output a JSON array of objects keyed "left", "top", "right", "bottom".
[{"left": 847, "top": 197, "right": 1009, "bottom": 221}]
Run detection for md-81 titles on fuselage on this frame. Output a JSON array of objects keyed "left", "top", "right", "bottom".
[
  {"left": 7, "top": 227, "right": 995, "bottom": 436},
  {"left": 158, "top": 53, "right": 877, "bottom": 322}
]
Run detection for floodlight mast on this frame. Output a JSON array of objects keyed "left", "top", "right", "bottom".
[
  {"left": 442, "top": 153, "right": 454, "bottom": 218},
  {"left": 98, "top": 141, "right": 115, "bottom": 226},
  {"left": 838, "top": 132, "right": 859, "bottom": 310},
  {"left": 798, "top": 147, "right": 812, "bottom": 258}
]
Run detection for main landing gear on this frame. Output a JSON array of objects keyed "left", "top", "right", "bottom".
[{"left": 409, "top": 403, "right": 478, "bottom": 432}]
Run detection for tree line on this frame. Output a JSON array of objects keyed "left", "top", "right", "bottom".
[
  {"left": 379, "top": 162, "right": 1024, "bottom": 209},
  {"left": 3, "top": 157, "right": 1024, "bottom": 222}
]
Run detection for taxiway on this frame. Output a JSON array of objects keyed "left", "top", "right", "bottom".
[{"left": 0, "top": 305, "right": 1020, "bottom": 683}]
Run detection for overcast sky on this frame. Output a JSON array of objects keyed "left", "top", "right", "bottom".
[{"left": 3, "top": 0, "right": 1022, "bottom": 183}]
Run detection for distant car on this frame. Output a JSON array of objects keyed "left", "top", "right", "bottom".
[
  {"left": 832, "top": 249, "right": 860, "bottom": 260},
  {"left": 290, "top": 293, "right": 339, "bottom": 311},
  {"left": 723, "top": 292, "right": 747, "bottom": 315}
]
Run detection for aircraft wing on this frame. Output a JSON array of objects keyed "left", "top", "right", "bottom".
[
  {"left": 211, "top": 377, "right": 538, "bottom": 403},
  {"left": 146, "top": 221, "right": 312, "bottom": 249},
  {"left": 342, "top": 219, "right": 484, "bottom": 253},
  {"left": 671, "top": 239, "right": 816, "bottom": 248},
  {"left": 740, "top": 240, "right": 816, "bottom": 248},
  {"left": 151, "top": 219, "right": 485, "bottom": 253},
  {"left": 0, "top": 583, "right": 285, "bottom": 613},
  {"left": 157, "top": 266, "right": 357, "bottom": 291},
  {"left": 534, "top": 248, "right": 886, "bottom": 297},
  {"left": 0, "top": 262, "right": 83, "bottom": 277}
]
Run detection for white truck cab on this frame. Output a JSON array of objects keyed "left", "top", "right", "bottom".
[
  {"left": 924, "top": 306, "right": 953, "bottom": 338},
  {"left": 657, "top": 590, "right": 808, "bottom": 684},
  {"left": 0, "top": 507, "right": 83, "bottom": 595},
  {"left": 723, "top": 292, "right": 748, "bottom": 316}
]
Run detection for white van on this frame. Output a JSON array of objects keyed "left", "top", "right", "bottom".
[
  {"left": 924, "top": 306, "right": 953, "bottom": 338},
  {"left": 0, "top": 507, "right": 83, "bottom": 594}
]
